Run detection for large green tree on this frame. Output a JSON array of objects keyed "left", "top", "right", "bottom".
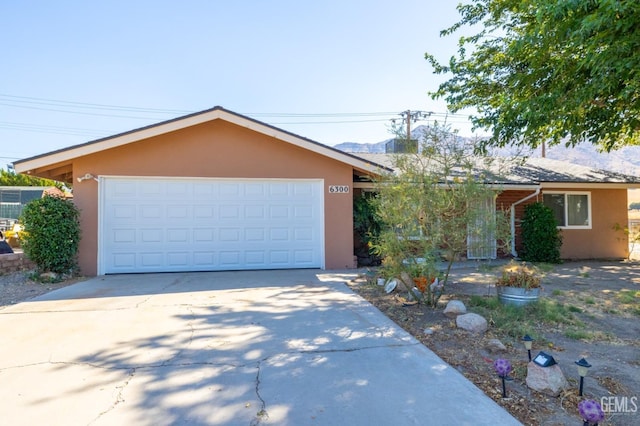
[{"left": 426, "top": 1, "right": 640, "bottom": 152}]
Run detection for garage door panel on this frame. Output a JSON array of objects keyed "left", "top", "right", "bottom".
[
  {"left": 194, "top": 228, "right": 215, "bottom": 242},
  {"left": 139, "top": 181, "right": 163, "bottom": 196},
  {"left": 167, "top": 229, "right": 189, "bottom": 243},
  {"left": 269, "top": 183, "right": 289, "bottom": 197},
  {"left": 167, "top": 252, "right": 189, "bottom": 266},
  {"left": 194, "top": 251, "right": 216, "bottom": 266},
  {"left": 112, "top": 181, "right": 137, "bottom": 197},
  {"left": 101, "top": 178, "right": 323, "bottom": 273},
  {"left": 113, "top": 253, "right": 136, "bottom": 268},
  {"left": 141, "top": 252, "right": 163, "bottom": 267},
  {"left": 113, "top": 229, "right": 136, "bottom": 243},
  {"left": 294, "top": 250, "right": 314, "bottom": 264},
  {"left": 245, "top": 228, "right": 265, "bottom": 241}
]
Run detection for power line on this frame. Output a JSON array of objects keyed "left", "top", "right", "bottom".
[
  {"left": 0, "top": 101, "right": 174, "bottom": 121},
  {"left": 0, "top": 121, "right": 112, "bottom": 137},
  {"left": 0, "top": 93, "right": 472, "bottom": 119},
  {"left": 0, "top": 93, "right": 192, "bottom": 114},
  {"left": 0, "top": 93, "right": 475, "bottom": 142}
]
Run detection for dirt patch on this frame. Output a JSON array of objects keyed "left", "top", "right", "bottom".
[
  {"left": 0, "top": 270, "right": 84, "bottom": 309},
  {"left": 348, "top": 260, "right": 640, "bottom": 426}
]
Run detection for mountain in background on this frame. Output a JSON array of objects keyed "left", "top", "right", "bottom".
[{"left": 334, "top": 125, "right": 640, "bottom": 176}]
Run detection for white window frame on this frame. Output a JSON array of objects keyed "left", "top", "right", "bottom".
[{"left": 543, "top": 191, "right": 592, "bottom": 229}]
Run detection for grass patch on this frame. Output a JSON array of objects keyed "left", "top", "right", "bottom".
[
  {"left": 534, "top": 263, "right": 556, "bottom": 273},
  {"left": 583, "top": 296, "right": 596, "bottom": 305},
  {"left": 468, "top": 296, "right": 583, "bottom": 339},
  {"left": 551, "top": 289, "right": 564, "bottom": 296},
  {"left": 612, "top": 290, "right": 640, "bottom": 315},
  {"left": 616, "top": 290, "right": 640, "bottom": 304},
  {"left": 567, "top": 305, "right": 583, "bottom": 313},
  {"left": 564, "top": 328, "right": 592, "bottom": 340}
]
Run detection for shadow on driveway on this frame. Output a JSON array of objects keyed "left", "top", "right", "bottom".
[{"left": 0, "top": 270, "right": 520, "bottom": 426}]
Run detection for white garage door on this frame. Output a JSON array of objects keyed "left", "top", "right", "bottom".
[{"left": 99, "top": 177, "right": 324, "bottom": 274}]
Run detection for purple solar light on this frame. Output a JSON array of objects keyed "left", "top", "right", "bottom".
[
  {"left": 578, "top": 400, "right": 605, "bottom": 425},
  {"left": 494, "top": 358, "right": 512, "bottom": 377}
]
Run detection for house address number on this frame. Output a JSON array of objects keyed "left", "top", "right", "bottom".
[{"left": 328, "top": 185, "right": 350, "bottom": 194}]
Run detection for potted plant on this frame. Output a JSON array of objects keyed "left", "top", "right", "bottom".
[{"left": 495, "top": 261, "right": 542, "bottom": 306}]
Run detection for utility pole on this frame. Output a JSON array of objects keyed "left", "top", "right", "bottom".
[
  {"left": 395, "top": 110, "right": 432, "bottom": 139},
  {"left": 387, "top": 110, "right": 433, "bottom": 153}
]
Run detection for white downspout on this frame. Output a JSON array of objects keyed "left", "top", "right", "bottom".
[{"left": 510, "top": 187, "right": 541, "bottom": 257}]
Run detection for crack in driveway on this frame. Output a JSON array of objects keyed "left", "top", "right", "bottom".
[
  {"left": 89, "top": 367, "right": 136, "bottom": 425},
  {"left": 247, "top": 342, "right": 420, "bottom": 425}
]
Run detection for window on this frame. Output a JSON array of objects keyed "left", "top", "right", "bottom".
[{"left": 542, "top": 192, "right": 591, "bottom": 229}]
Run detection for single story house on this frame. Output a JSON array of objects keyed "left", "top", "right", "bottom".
[
  {"left": 13, "top": 107, "right": 640, "bottom": 275},
  {"left": 13, "top": 107, "right": 389, "bottom": 275}
]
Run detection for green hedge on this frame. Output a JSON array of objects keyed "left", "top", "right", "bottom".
[
  {"left": 20, "top": 195, "right": 80, "bottom": 275},
  {"left": 520, "top": 202, "right": 562, "bottom": 263}
]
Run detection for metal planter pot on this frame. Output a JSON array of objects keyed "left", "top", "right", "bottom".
[{"left": 497, "top": 286, "right": 541, "bottom": 307}]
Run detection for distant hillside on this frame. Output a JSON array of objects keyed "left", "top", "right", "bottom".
[{"left": 334, "top": 125, "right": 640, "bottom": 176}]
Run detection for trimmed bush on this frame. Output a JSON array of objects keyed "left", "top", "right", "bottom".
[
  {"left": 520, "top": 202, "right": 562, "bottom": 263},
  {"left": 20, "top": 194, "right": 80, "bottom": 275}
]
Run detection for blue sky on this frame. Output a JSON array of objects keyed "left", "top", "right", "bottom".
[{"left": 1, "top": 1, "right": 478, "bottom": 169}]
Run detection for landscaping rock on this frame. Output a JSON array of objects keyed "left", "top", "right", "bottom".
[
  {"left": 455, "top": 313, "right": 488, "bottom": 334},
  {"left": 443, "top": 300, "right": 466, "bottom": 318},
  {"left": 525, "top": 362, "right": 569, "bottom": 396},
  {"left": 423, "top": 327, "right": 435, "bottom": 335},
  {"left": 39, "top": 272, "right": 58, "bottom": 281},
  {"left": 486, "top": 338, "right": 507, "bottom": 353},
  {"left": 399, "top": 271, "right": 414, "bottom": 291}
]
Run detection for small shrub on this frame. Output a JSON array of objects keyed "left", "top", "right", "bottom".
[
  {"left": 520, "top": 202, "right": 562, "bottom": 263},
  {"left": 20, "top": 194, "right": 80, "bottom": 275}
]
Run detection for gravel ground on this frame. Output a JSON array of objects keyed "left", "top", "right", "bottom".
[{"left": 0, "top": 270, "right": 82, "bottom": 309}]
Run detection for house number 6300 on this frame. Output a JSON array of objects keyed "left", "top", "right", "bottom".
[{"left": 328, "top": 185, "right": 350, "bottom": 193}]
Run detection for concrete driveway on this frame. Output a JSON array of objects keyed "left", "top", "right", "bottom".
[{"left": 0, "top": 270, "right": 520, "bottom": 426}]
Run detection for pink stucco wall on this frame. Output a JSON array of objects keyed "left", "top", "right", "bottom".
[{"left": 72, "top": 120, "right": 355, "bottom": 275}]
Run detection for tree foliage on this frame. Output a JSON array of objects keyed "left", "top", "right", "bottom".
[
  {"left": 371, "top": 124, "right": 511, "bottom": 306},
  {"left": 353, "top": 192, "right": 383, "bottom": 265},
  {"left": 0, "top": 169, "right": 64, "bottom": 189},
  {"left": 426, "top": 1, "right": 640, "bottom": 152},
  {"left": 20, "top": 195, "right": 81, "bottom": 276}
]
